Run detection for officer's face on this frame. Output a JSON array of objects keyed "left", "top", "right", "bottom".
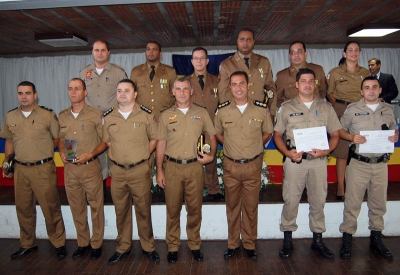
[
  {"left": 229, "top": 74, "right": 250, "bottom": 103},
  {"left": 191, "top": 49, "right": 209, "bottom": 73},
  {"left": 145, "top": 43, "right": 162, "bottom": 63},
  {"left": 68, "top": 79, "right": 87, "bottom": 104},
  {"left": 296, "top": 73, "right": 315, "bottom": 97},
  {"left": 361, "top": 79, "right": 381, "bottom": 104},
  {"left": 92, "top": 42, "right": 110, "bottom": 64},
  {"left": 237, "top": 31, "right": 254, "bottom": 56},
  {"left": 368, "top": 60, "right": 381, "bottom": 75},
  {"left": 343, "top": 43, "right": 360, "bottom": 63},
  {"left": 173, "top": 80, "right": 193, "bottom": 107},
  {"left": 17, "top": 85, "right": 37, "bottom": 111},
  {"left": 289, "top": 43, "right": 308, "bottom": 67},
  {"left": 116, "top": 82, "right": 137, "bottom": 106}
]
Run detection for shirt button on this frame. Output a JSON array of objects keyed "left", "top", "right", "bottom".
[
  {"left": 74, "top": 132, "right": 76, "bottom": 134},
  {"left": 151, "top": 85, "right": 154, "bottom": 88},
  {"left": 249, "top": 74, "right": 252, "bottom": 77},
  {"left": 151, "top": 92, "right": 154, "bottom": 94},
  {"left": 151, "top": 99, "right": 154, "bottom": 102},
  {"left": 151, "top": 107, "right": 154, "bottom": 109},
  {"left": 251, "top": 91, "right": 254, "bottom": 94}
]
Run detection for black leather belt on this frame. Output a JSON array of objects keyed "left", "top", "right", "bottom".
[
  {"left": 69, "top": 156, "right": 97, "bottom": 165},
  {"left": 14, "top": 157, "right": 53, "bottom": 166},
  {"left": 225, "top": 154, "right": 261, "bottom": 164},
  {"left": 351, "top": 152, "right": 389, "bottom": 164},
  {"left": 166, "top": 155, "right": 197, "bottom": 164},
  {"left": 335, "top": 99, "right": 352, "bottom": 105},
  {"left": 110, "top": 158, "right": 147, "bottom": 169}
]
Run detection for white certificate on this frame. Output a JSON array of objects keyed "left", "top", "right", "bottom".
[
  {"left": 358, "top": 130, "right": 394, "bottom": 153},
  {"left": 293, "top": 126, "right": 329, "bottom": 152}
]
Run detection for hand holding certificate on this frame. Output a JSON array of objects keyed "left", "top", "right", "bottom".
[
  {"left": 293, "top": 126, "right": 329, "bottom": 152},
  {"left": 358, "top": 130, "right": 395, "bottom": 153}
]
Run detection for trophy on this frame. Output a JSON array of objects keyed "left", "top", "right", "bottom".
[
  {"left": 197, "top": 133, "right": 211, "bottom": 154},
  {"left": 64, "top": 139, "right": 78, "bottom": 162},
  {"left": 2, "top": 153, "right": 15, "bottom": 176}
]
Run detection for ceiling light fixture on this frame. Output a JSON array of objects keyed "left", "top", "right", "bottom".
[
  {"left": 347, "top": 24, "right": 400, "bottom": 37},
  {"left": 35, "top": 33, "right": 88, "bottom": 47}
]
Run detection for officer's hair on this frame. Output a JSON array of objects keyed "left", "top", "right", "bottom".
[
  {"left": 147, "top": 41, "right": 162, "bottom": 52},
  {"left": 238, "top": 28, "right": 254, "bottom": 39},
  {"left": 338, "top": 57, "right": 346, "bottom": 66},
  {"left": 18, "top": 81, "right": 36, "bottom": 94},
  {"left": 229, "top": 71, "right": 249, "bottom": 84},
  {"left": 69, "top": 78, "right": 86, "bottom": 90},
  {"left": 192, "top": 47, "right": 208, "bottom": 57},
  {"left": 296, "top": 68, "right": 316, "bottom": 82},
  {"left": 173, "top": 77, "right": 192, "bottom": 89},
  {"left": 361, "top": 76, "right": 380, "bottom": 89},
  {"left": 93, "top": 40, "right": 110, "bottom": 51},
  {"left": 118, "top": 79, "right": 137, "bottom": 91},
  {"left": 343, "top": 41, "right": 361, "bottom": 52},
  {"left": 368, "top": 57, "right": 381, "bottom": 65},
  {"left": 289, "top": 41, "right": 306, "bottom": 53}
]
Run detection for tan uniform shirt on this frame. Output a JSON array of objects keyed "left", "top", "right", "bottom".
[
  {"left": 158, "top": 104, "right": 216, "bottom": 159},
  {"left": 327, "top": 64, "right": 370, "bottom": 103},
  {"left": 187, "top": 72, "right": 219, "bottom": 122},
  {"left": 274, "top": 96, "right": 342, "bottom": 147},
  {"left": 130, "top": 62, "right": 177, "bottom": 119},
  {"left": 218, "top": 52, "right": 277, "bottom": 115},
  {"left": 214, "top": 100, "right": 273, "bottom": 159},
  {"left": 340, "top": 99, "right": 397, "bottom": 158},
  {"left": 79, "top": 62, "right": 127, "bottom": 112},
  {"left": 58, "top": 104, "right": 103, "bottom": 155},
  {"left": 1, "top": 105, "right": 59, "bottom": 162},
  {"left": 102, "top": 104, "right": 157, "bottom": 164},
  {"left": 275, "top": 62, "right": 328, "bottom": 108}
]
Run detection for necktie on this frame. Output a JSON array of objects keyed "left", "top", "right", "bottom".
[
  {"left": 244, "top": 57, "right": 250, "bottom": 69},
  {"left": 198, "top": 75, "right": 204, "bottom": 90},
  {"left": 149, "top": 65, "right": 155, "bottom": 81}
]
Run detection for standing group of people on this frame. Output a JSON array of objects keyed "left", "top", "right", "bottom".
[{"left": 1, "top": 27, "right": 398, "bottom": 264}]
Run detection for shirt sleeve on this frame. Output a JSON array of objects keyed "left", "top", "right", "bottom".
[{"left": 49, "top": 112, "right": 60, "bottom": 139}]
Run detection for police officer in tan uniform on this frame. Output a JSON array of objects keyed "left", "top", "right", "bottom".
[
  {"left": 327, "top": 41, "right": 370, "bottom": 200},
  {"left": 338, "top": 76, "right": 398, "bottom": 259},
  {"left": 156, "top": 77, "right": 217, "bottom": 263},
  {"left": 80, "top": 40, "right": 128, "bottom": 198},
  {"left": 186, "top": 47, "right": 223, "bottom": 201},
  {"left": 275, "top": 41, "right": 327, "bottom": 108},
  {"left": 214, "top": 71, "right": 273, "bottom": 260},
  {"left": 218, "top": 28, "right": 276, "bottom": 118},
  {"left": 274, "top": 68, "right": 341, "bottom": 259},
  {"left": 58, "top": 78, "right": 107, "bottom": 260},
  {"left": 103, "top": 79, "right": 160, "bottom": 264},
  {"left": 1, "top": 81, "right": 66, "bottom": 259}
]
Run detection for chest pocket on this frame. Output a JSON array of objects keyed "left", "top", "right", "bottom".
[
  {"left": 8, "top": 124, "right": 20, "bottom": 136},
  {"left": 107, "top": 124, "right": 119, "bottom": 140},
  {"left": 353, "top": 114, "right": 370, "bottom": 130},
  {"left": 287, "top": 114, "right": 306, "bottom": 128},
  {"left": 223, "top": 121, "right": 238, "bottom": 136}
]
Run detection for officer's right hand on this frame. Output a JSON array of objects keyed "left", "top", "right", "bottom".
[
  {"left": 60, "top": 152, "right": 68, "bottom": 164},
  {"left": 2, "top": 172, "right": 14, "bottom": 179},
  {"left": 156, "top": 171, "right": 166, "bottom": 189},
  {"left": 287, "top": 149, "right": 303, "bottom": 162}
]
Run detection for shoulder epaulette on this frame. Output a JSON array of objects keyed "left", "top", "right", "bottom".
[
  {"left": 103, "top": 107, "right": 113, "bottom": 117},
  {"left": 193, "top": 102, "right": 206, "bottom": 109},
  {"left": 161, "top": 105, "right": 173, "bottom": 113},
  {"left": 7, "top": 107, "right": 18, "bottom": 113},
  {"left": 218, "top": 101, "right": 230, "bottom": 109},
  {"left": 39, "top": 105, "right": 53, "bottom": 112},
  {"left": 140, "top": 105, "right": 152, "bottom": 114},
  {"left": 254, "top": 100, "right": 268, "bottom": 108}
]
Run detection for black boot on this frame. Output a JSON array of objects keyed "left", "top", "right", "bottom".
[
  {"left": 311, "top": 232, "right": 335, "bottom": 259},
  {"left": 339, "top": 232, "right": 352, "bottom": 259},
  {"left": 279, "top": 231, "right": 293, "bottom": 259},
  {"left": 370, "top": 230, "right": 393, "bottom": 258}
]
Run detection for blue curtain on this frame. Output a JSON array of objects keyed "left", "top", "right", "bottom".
[{"left": 172, "top": 53, "right": 235, "bottom": 76}]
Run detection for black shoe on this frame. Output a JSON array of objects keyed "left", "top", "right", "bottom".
[
  {"left": 91, "top": 247, "right": 102, "bottom": 260},
  {"left": 167, "top": 251, "right": 178, "bottom": 263},
  {"left": 370, "top": 230, "right": 393, "bottom": 259},
  {"left": 339, "top": 233, "right": 352, "bottom": 259},
  {"left": 72, "top": 245, "right": 91, "bottom": 259},
  {"left": 10, "top": 246, "right": 38, "bottom": 260},
  {"left": 244, "top": 248, "right": 258, "bottom": 260},
  {"left": 56, "top": 246, "right": 67, "bottom": 259},
  {"left": 224, "top": 247, "right": 239, "bottom": 259},
  {"left": 210, "top": 193, "right": 225, "bottom": 201},
  {"left": 336, "top": 195, "right": 345, "bottom": 201},
  {"left": 108, "top": 250, "right": 130, "bottom": 264},
  {"left": 191, "top": 250, "right": 204, "bottom": 261},
  {"left": 311, "top": 233, "right": 335, "bottom": 259},
  {"left": 279, "top": 231, "right": 293, "bottom": 259},
  {"left": 143, "top": 250, "right": 160, "bottom": 262}
]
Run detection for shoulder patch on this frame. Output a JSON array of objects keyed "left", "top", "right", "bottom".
[
  {"left": 103, "top": 107, "right": 114, "bottom": 117},
  {"left": 193, "top": 102, "right": 206, "bottom": 109},
  {"left": 161, "top": 105, "right": 173, "bottom": 113},
  {"left": 254, "top": 100, "right": 268, "bottom": 108},
  {"left": 39, "top": 105, "right": 53, "bottom": 112},
  {"left": 140, "top": 105, "right": 152, "bottom": 114},
  {"left": 218, "top": 101, "right": 230, "bottom": 109},
  {"left": 7, "top": 107, "right": 18, "bottom": 113}
]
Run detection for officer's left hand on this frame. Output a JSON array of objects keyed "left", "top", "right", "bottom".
[
  {"left": 308, "top": 149, "right": 328, "bottom": 158},
  {"left": 197, "top": 152, "right": 214, "bottom": 165},
  {"left": 75, "top": 153, "right": 94, "bottom": 164},
  {"left": 388, "top": 133, "right": 398, "bottom": 143}
]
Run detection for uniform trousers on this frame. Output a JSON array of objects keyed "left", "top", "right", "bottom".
[
  {"left": 164, "top": 160, "right": 204, "bottom": 252},
  {"left": 64, "top": 160, "right": 104, "bottom": 249},
  {"left": 98, "top": 150, "right": 109, "bottom": 180},
  {"left": 110, "top": 161, "right": 155, "bottom": 253},
  {"left": 339, "top": 159, "right": 387, "bottom": 234},
  {"left": 14, "top": 161, "right": 66, "bottom": 248},
  {"left": 280, "top": 157, "right": 327, "bottom": 233},
  {"left": 223, "top": 155, "right": 262, "bottom": 250},
  {"left": 204, "top": 131, "right": 220, "bottom": 195}
]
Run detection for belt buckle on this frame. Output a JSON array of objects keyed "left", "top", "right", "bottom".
[
  {"left": 124, "top": 164, "right": 130, "bottom": 169},
  {"left": 369, "top": 157, "right": 377, "bottom": 164},
  {"left": 182, "top": 159, "right": 187, "bottom": 164}
]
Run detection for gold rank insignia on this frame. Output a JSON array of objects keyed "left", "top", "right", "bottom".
[
  {"left": 140, "top": 105, "right": 152, "bottom": 114},
  {"left": 169, "top": 114, "right": 177, "bottom": 121},
  {"left": 315, "top": 80, "right": 319, "bottom": 85},
  {"left": 218, "top": 101, "right": 230, "bottom": 109},
  {"left": 103, "top": 107, "right": 113, "bottom": 117},
  {"left": 213, "top": 88, "right": 218, "bottom": 98},
  {"left": 254, "top": 100, "right": 267, "bottom": 108}
]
